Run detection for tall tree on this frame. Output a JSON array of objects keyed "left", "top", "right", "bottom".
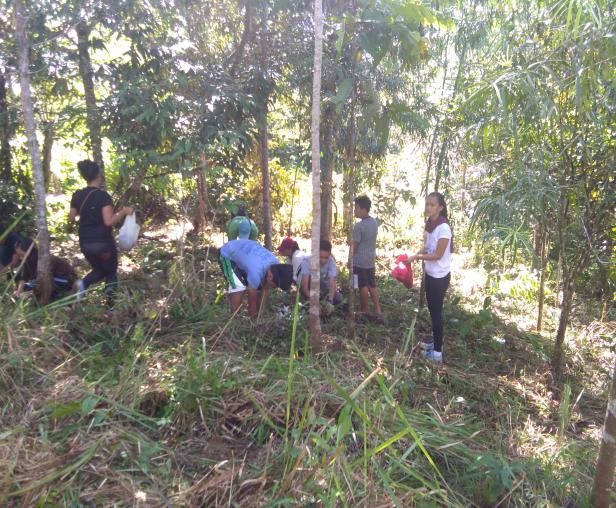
[
  {"left": 13, "top": 0, "right": 52, "bottom": 303},
  {"left": 0, "top": 66, "right": 11, "bottom": 182},
  {"left": 319, "top": 103, "right": 334, "bottom": 238},
  {"left": 309, "top": 0, "right": 323, "bottom": 349},
  {"left": 591, "top": 357, "right": 616, "bottom": 507},
  {"left": 0, "top": 8, "right": 14, "bottom": 184},
  {"left": 257, "top": 6, "right": 273, "bottom": 249},
  {"left": 76, "top": 21, "right": 104, "bottom": 179}
]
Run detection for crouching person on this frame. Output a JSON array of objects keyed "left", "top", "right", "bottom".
[
  {"left": 299, "top": 240, "right": 342, "bottom": 316},
  {"left": 219, "top": 239, "right": 293, "bottom": 316},
  {"left": 14, "top": 238, "right": 77, "bottom": 301}
]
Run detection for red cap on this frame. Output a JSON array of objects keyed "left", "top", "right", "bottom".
[{"left": 277, "top": 237, "right": 296, "bottom": 253}]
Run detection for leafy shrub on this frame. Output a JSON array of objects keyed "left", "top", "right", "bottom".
[{"left": 0, "top": 181, "right": 34, "bottom": 234}]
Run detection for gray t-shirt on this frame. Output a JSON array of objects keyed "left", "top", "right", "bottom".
[
  {"left": 300, "top": 255, "right": 337, "bottom": 283},
  {"left": 352, "top": 216, "right": 378, "bottom": 268}
]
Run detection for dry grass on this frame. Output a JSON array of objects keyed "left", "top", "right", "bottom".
[{"left": 0, "top": 236, "right": 612, "bottom": 507}]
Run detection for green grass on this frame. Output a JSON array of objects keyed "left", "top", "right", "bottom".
[{"left": 0, "top": 236, "right": 610, "bottom": 506}]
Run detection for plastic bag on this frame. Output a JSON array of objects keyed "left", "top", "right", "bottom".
[
  {"left": 391, "top": 254, "right": 413, "bottom": 289},
  {"left": 117, "top": 213, "right": 140, "bottom": 251}
]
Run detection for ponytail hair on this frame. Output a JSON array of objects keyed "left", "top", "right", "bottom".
[{"left": 428, "top": 192, "right": 448, "bottom": 219}]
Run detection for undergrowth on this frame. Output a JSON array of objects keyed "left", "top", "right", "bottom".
[{"left": 0, "top": 236, "right": 612, "bottom": 507}]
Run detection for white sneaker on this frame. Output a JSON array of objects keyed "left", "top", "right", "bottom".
[{"left": 422, "top": 350, "right": 443, "bottom": 363}]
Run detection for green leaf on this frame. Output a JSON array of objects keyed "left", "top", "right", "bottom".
[
  {"left": 373, "top": 34, "right": 393, "bottom": 67},
  {"left": 336, "top": 405, "right": 353, "bottom": 443},
  {"left": 331, "top": 78, "right": 354, "bottom": 105},
  {"left": 359, "top": 30, "right": 383, "bottom": 59},
  {"left": 391, "top": 3, "right": 423, "bottom": 26},
  {"left": 335, "top": 22, "right": 346, "bottom": 57},
  {"left": 81, "top": 396, "right": 98, "bottom": 415},
  {"left": 49, "top": 401, "right": 81, "bottom": 419},
  {"left": 374, "top": 115, "right": 390, "bottom": 146}
]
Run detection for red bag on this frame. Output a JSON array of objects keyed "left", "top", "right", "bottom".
[{"left": 391, "top": 254, "right": 413, "bottom": 288}]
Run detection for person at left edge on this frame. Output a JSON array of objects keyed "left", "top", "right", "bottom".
[
  {"left": 0, "top": 231, "right": 27, "bottom": 275},
  {"left": 13, "top": 237, "right": 76, "bottom": 301},
  {"left": 219, "top": 239, "right": 293, "bottom": 316}
]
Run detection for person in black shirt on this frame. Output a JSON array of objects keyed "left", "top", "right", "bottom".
[{"left": 68, "top": 160, "right": 133, "bottom": 307}]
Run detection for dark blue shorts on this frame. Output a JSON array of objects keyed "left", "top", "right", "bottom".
[{"left": 353, "top": 266, "right": 376, "bottom": 288}]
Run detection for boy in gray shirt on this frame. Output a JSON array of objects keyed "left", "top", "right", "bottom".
[
  {"left": 299, "top": 239, "right": 342, "bottom": 306},
  {"left": 352, "top": 195, "right": 384, "bottom": 323}
]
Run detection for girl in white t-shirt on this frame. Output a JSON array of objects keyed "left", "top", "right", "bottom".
[
  {"left": 277, "top": 237, "right": 306, "bottom": 284},
  {"left": 408, "top": 192, "right": 453, "bottom": 363}
]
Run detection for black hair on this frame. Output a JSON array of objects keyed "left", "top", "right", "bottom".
[
  {"left": 427, "top": 192, "right": 448, "bottom": 219},
  {"left": 236, "top": 207, "right": 247, "bottom": 217},
  {"left": 354, "top": 195, "right": 371, "bottom": 212},
  {"left": 319, "top": 239, "right": 332, "bottom": 253},
  {"left": 77, "top": 160, "right": 101, "bottom": 183},
  {"left": 16, "top": 236, "right": 34, "bottom": 252}
]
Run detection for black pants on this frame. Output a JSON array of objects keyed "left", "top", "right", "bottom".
[
  {"left": 81, "top": 242, "right": 118, "bottom": 307},
  {"left": 24, "top": 277, "right": 73, "bottom": 301},
  {"left": 425, "top": 273, "right": 450, "bottom": 352}
]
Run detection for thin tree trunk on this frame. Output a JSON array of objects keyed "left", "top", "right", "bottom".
[
  {"left": 77, "top": 21, "right": 104, "bottom": 181},
  {"left": 537, "top": 226, "right": 548, "bottom": 331},
  {"left": 320, "top": 116, "right": 333, "bottom": 239},
  {"left": 309, "top": 0, "right": 323, "bottom": 350},
  {"left": 0, "top": 69, "right": 11, "bottom": 182},
  {"left": 598, "top": 237, "right": 612, "bottom": 323},
  {"left": 259, "top": 10, "right": 272, "bottom": 250},
  {"left": 42, "top": 124, "right": 53, "bottom": 192},
  {"left": 115, "top": 165, "right": 147, "bottom": 209},
  {"left": 591, "top": 357, "right": 616, "bottom": 507},
  {"left": 320, "top": 85, "right": 334, "bottom": 240},
  {"left": 342, "top": 163, "right": 353, "bottom": 239},
  {"left": 344, "top": 49, "right": 359, "bottom": 339},
  {"left": 194, "top": 153, "right": 208, "bottom": 235},
  {"left": 345, "top": 160, "right": 355, "bottom": 339},
  {"left": 259, "top": 115, "right": 272, "bottom": 250},
  {"left": 258, "top": 113, "right": 272, "bottom": 248},
  {"left": 537, "top": 258, "right": 547, "bottom": 330},
  {"left": 341, "top": 47, "right": 358, "bottom": 241},
  {"left": 551, "top": 191, "right": 569, "bottom": 380},
  {"left": 14, "top": 0, "right": 52, "bottom": 304},
  {"left": 551, "top": 278, "right": 573, "bottom": 383},
  {"left": 228, "top": 2, "right": 253, "bottom": 76},
  {"left": 287, "top": 123, "right": 301, "bottom": 236}
]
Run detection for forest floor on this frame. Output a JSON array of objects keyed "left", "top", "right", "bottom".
[{"left": 0, "top": 227, "right": 614, "bottom": 507}]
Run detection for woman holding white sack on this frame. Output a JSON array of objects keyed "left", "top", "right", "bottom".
[{"left": 68, "top": 160, "right": 134, "bottom": 308}]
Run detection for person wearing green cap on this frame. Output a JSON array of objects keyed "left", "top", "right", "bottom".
[{"left": 226, "top": 208, "right": 258, "bottom": 241}]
